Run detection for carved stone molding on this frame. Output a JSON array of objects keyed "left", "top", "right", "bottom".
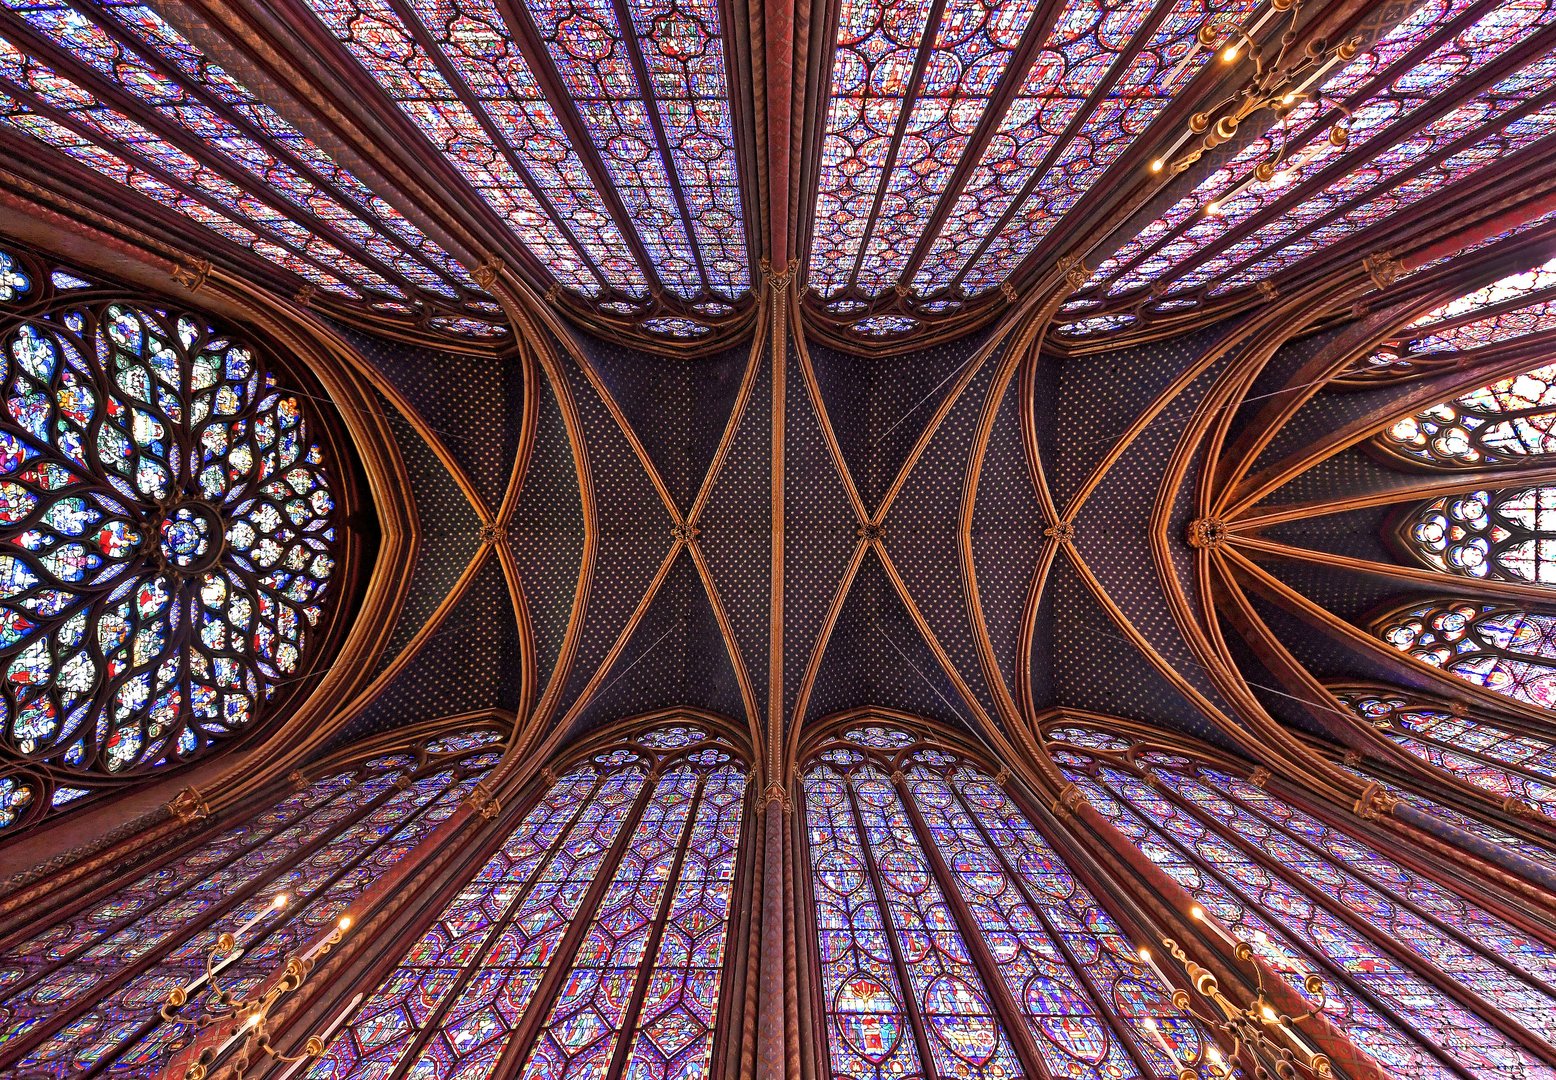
[
  {"left": 1043, "top": 520, "right": 1075, "bottom": 544},
  {"left": 472, "top": 258, "right": 505, "bottom": 291},
  {"left": 170, "top": 259, "right": 213, "bottom": 293},
  {"left": 1362, "top": 251, "right": 1405, "bottom": 290},
  {"left": 671, "top": 522, "right": 701, "bottom": 543},
  {"left": 856, "top": 522, "right": 886, "bottom": 542},
  {"left": 541, "top": 766, "right": 558, "bottom": 787},
  {"left": 288, "top": 770, "right": 309, "bottom": 790},
  {"left": 166, "top": 786, "right": 210, "bottom": 824},
  {"left": 294, "top": 283, "right": 317, "bottom": 309},
  {"left": 993, "top": 767, "right": 1010, "bottom": 788},
  {"left": 1341, "top": 750, "right": 1362, "bottom": 767},
  {"left": 1353, "top": 782, "right": 1399, "bottom": 821},
  {"left": 1257, "top": 280, "right": 1279, "bottom": 301},
  {"left": 465, "top": 781, "right": 501, "bottom": 820},
  {"left": 1056, "top": 253, "right": 1090, "bottom": 293},
  {"left": 479, "top": 520, "right": 508, "bottom": 547},
  {"left": 1248, "top": 766, "right": 1272, "bottom": 788},
  {"left": 1051, "top": 782, "right": 1087, "bottom": 819},
  {"left": 999, "top": 281, "right": 1018, "bottom": 302},
  {"left": 1502, "top": 796, "right": 1537, "bottom": 819},
  {"left": 762, "top": 781, "right": 793, "bottom": 815},
  {"left": 1186, "top": 517, "right": 1229, "bottom": 550}
]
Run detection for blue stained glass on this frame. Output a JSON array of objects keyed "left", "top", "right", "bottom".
[
  {"left": 1063, "top": 745, "right": 1545, "bottom": 1079},
  {"left": 299, "top": 0, "right": 606, "bottom": 296},
  {"left": 0, "top": 278, "right": 338, "bottom": 805},
  {"left": 305, "top": 734, "right": 748, "bottom": 1080}
]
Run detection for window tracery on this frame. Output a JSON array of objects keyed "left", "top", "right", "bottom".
[
  {"left": 303, "top": 721, "right": 749, "bottom": 1080},
  {"left": 1375, "top": 600, "right": 1556, "bottom": 711},
  {"left": 1334, "top": 688, "right": 1556, "bottom": 814},
  {"left": 1397, "top": 486, "right": 1556, "bottom": 584},
  {"left": 799, "top": 722, "right": 1212, "bottom": 1080},
  {"left": 1376, "top": 360, "right": 1556, "bottom": 469},
  {"left": 0, "top": 244, "right": 343, "bottom": 831},
  {"left": 1345, "top": 253, "right": 1556, "bottom": 382},
  {"left": 1073, "top": 0, "right": 1556, "bottom": 319},
  {"left": 1048, "top": 723, "right": 1556, "bottom": 1078},
  {"left": 0, "top": 728, "right": 500, "bottom": 1077}
]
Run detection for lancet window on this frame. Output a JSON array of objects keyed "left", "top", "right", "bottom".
[
  {"left": 0, "top": 242, "right": 344, "bottom": 832},
  {"left": 1397, "top": 486, "right": 1556, "bottom": 584},
  {"left": 1375, "top": 600, "right": 1556, "bottom": 711},
  {"left": 797, "top": 722, "right": 1211, "bottom": 1080},
  {"left": 1336, "top": 688, "right": 1556, "bottom": 811},
  {"left": 0, "top": 727, "right": 501, "bottom": 1078},
  {"left": 1347, "top": 254, "right": 1556, "bottom": 381},
  {"left": 1048, "top": 722, "right": 1556, "bottom": 1079},
  {"left": 1375, "top": 359, "right": 1556, "bottom": 469},
  {"left": 301, "top": 721, "right": 750, "bottom": 1080}
]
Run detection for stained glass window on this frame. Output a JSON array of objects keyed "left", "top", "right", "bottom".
[
  {"left": 801, "top": 723, "right": 1213, "bottom": 1080},
  {"left": 1377, "top": 600, "right": 1556, "bottom": 710},
  {"left": 1399, "top": 486, "right": 1556, "bottom": 583},
  {"left": 1337, "top": 688, "right": 1556, "bottom": 812},
  {"left": 809, "top": 0, "right": 1265, "bottom": 306},
  {"left": 0, "top": 731, "right": 498, "bottom": 1078},
  {"left": 1075, "top": 0, "right": 1556, "bottom": 314},
  {"left": 1052, "top": 725, "right": 1556, "bottom": 1078},
  {"left": 1347, "top": 254, "right": 1556, "bottom": 380},
  {"left": 302, "top": 722, "right": 749, "bottom": 1080},
  {"left": 1378, "top": 360, "right": 1556, "bottom": 468},
  {"left": 1328, "top": 750, "right": 1556, "bottom": 875},
  {"left": 296, "top": 0, "right": 748, "bottom": 323},
  {"left": 0, "top": 243, "right": 343, "bottom": 830}
]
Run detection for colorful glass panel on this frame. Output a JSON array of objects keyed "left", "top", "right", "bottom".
[
  {"left": 0, "top": 741, "right": 494, "bottom": 1077},
  {"left": 1059, "top": 753, "right": 1510, "bottom": 1077},
  {"left": 803, "top": 726, "right": 1217, "bottom": 1080},
  {"left": 1401, "top": 486, "right": 1556, "bottom": 583},
  {"left": 1339, "top": 689, "right": 1556, "bottom": 810},
  {"left": 0, "top": 264, "right": 339, "bottom": 819},
  {"left": 1353, "top": 254, "right": 1556, "bottom": 378},
  {"left": 304, "top": 727, "right": 748, "bottom": 1080},
  {"left": 0, "top": 0, "right": 492, "bottom": 326},
  {"left": 1380, "top": 360, "right": 1556, "bottom": 467},
  {"left": 1378, "top": 601, "right": 1556, "bottom": 710},
  {"left": 1083, "top": 0, "right": 1556, "bottom": 306},
  {"left": 299, "top": 0, "right": 607, "bottom": 297}
]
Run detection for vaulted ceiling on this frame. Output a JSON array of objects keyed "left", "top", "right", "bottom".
[{"left": 3, "top": 0, "right": 1556, "bottom": 827}]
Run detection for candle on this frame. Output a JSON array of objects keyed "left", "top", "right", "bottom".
[
  {"left": 1191, "top": 904, "right": 1237, "bottom": 947},
  {"left": 232, "top": 895, "right": 288, "bottom": 944},
  {"left": 300, "top": 916, "right": 352, "bottom": 964},
  {"left": 1143, "top": 1017, "right": 1181, "bottom": 1069},
  {"left": 271, "top": 993, "right": 364, "bottom": 1080},
  {"left": 178, "top": 947, "right": 244, "bottom": 998},
  {"left": 1137, "top": 947, "right": 1173, "bottom": 992}
]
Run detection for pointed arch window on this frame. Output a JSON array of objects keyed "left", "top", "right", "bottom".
[
  {"left": 1375, "top": 360, "right": 1556, "bottom": 469},
  {"left": 1336, "top": 688, "right": 1556, "bottom": 812},
  {"left": 303, "top": 722, "right": 749, "bottom": 1080},
  {"left": 1347, "top": 254, "right": 1556, "bottom": 381},
  {"left": 1375, "top": 600, "right": 1556, "bottom": 711},
  {"left": 797, "top": 722, "right": 1211, "bottom": 1080},
  {"left": 1049, "top": 724, "right": 1556, "bottom": 1078},
  {"left": 1397, "top": 486, "right": 1556, "bottom": 583},
  {"left": 0, "top": 728, "right": 501, "bottom": 1077},
  {"left": 0, "top": 243, "right": 345, "bottom": 831}
]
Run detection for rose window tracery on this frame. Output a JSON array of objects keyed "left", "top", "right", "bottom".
[{"left": 0, "top": 252, "right": 340, "bottom": 820}]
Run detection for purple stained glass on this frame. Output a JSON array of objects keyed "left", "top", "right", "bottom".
[
  {"left": 1065, "top": 760, "right": 1496, "bottom": 1077},
  {"left": 0, "top": 745, "right": 489, "bottom": 1077},
  {"left": 304, "top": 734, "right": 748, "bottom": 1080},
  {"left": 1400, "top": 487, "right": 1556, "bottom": 584},
  {"left": 1083, "top": 1, "right": 1556, "bottom": 305},
  {"left": 1339, "top": 689, "right": 1556, "bottom": 811},
  {"left": 1380, "top": 360, "right": 1556, "bottom": 468},
  {"left": 0, "top": 279, "right": 338, "bottom": 806},
  {"left": 804, "top": 726, "right": 1217, "bottom": 1080},
  {"left": 1377, "top": 601, "right": 1556, "bottom": 710},
  {"left": 299, "top": 0, "right": 607, "bottom": 297}
]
